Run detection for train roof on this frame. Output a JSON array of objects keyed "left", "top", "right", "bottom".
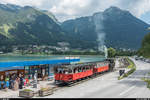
[{"left": 54, "top": 60, "right": 109, "bottom": 69}]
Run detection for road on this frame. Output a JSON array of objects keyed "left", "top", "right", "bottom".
[{"left": 44, "top": 58, "right": 150, "bottom": 98}]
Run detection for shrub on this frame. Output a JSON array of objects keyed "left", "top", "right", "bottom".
[
  {"left": 118, "top": 58, "right": 136, "bottom": 80},
  {"left": 23, "top": 89, "right": 32, "bottom": 92}
]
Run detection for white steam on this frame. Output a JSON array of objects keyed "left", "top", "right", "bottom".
[{"left": 93, "top": 13, "right": 108, "bottom": 58}]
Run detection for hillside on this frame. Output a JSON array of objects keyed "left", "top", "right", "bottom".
[
  {"left": 0, "top": 4, "right": 68, "bottom": 46},
  {"left": 0, "top": 4, "right": 150, "bottom": 51},
  {"left": 61, "top": 7, "right": 150, "bottom": 50},
  {"left": 40, "top": 10, "right": 61, "bottom": 25}
]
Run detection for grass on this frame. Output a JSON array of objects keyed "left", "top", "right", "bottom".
[
  {"left": 40, "top": 87, "right": 52, "bottom": 91},
  {"left": 0, "top": 24, "right": 14, "bottom": 38},
  {"left": 23, "top": 89, "right": 32, "bottom": 92},
  {"left": 118, "top": 57, "right": 136, "bottom": 80},
  {"left": 141, "top": 78, "right": 150, "bottom": 89}
]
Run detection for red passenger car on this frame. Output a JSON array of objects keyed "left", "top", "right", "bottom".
[
  {"left": 93, "top": 61, "right": 109, "bottom": 74},
  {"left": 54, "top": 63, "right": 95, "bottom": 84},
  {"left": 54, "top": 59, "right": 115, "bottom": 85}
]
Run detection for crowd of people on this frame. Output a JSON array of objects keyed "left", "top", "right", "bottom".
[{"left": 0, "top": 73, "right": 29, "bottom": 91}]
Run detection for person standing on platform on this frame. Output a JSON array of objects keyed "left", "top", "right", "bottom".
[
  {"left": 13, "top": 78, "right": 19, "bottom": 91},
  {"left": 19, "top": 74, "right": 23, "bottom": 89},
  {"left": 0, "top": 76, "right": 2, "bottom": 90},
  {"left": 24, "top": 76, "right": 29, "bottom": 87},
  {"left": 12, "top": 75, "right": 16, "bottom": 90},
  {"left": 33, "top": 70, "right": 38, "bottom": 88},
  {"left": 10, "top": 75, "right": 15, "bottom": 89},
  {"left": 9, "top": 75, "right": 12, "bottom": 89},
  {"left": 5, "top": 77, "right": 9, "bottom": 91},
  {"left": 0, "top": 75, "right": 5, "bottom": 89}
]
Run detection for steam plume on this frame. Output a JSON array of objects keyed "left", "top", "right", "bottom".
[{"left": 93, "top": 12, "right": 108, "bottom": 58}]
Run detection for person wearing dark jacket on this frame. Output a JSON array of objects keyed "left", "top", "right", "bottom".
[{"left": 19, "top": 74, "right": 23, "bottom": 89}]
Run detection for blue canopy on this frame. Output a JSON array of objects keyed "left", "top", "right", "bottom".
[{"left": 0, "top": 59, "right": 80, "bottom": 68}]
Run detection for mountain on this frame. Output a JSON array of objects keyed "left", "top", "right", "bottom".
[
  {"left": 61, "top": 6, "right": 150, "bottom": 50},
  {"left": 138, "top": 32, "right": 150, "bottom": 58},
  {"left": 0, "top": 3, "right": 99, "bottom": 50},
  {"left": 0, "top": 4, "right": 68, "bottom": 46},
  {"left": 61, "top": 16, "right": 98, "bottom": 49},
  {"left": 0, "top": 4, "right": 149, "bottom": 50},
  {"left": 40, "top": 10, "right": 61, "bottom": 25}
]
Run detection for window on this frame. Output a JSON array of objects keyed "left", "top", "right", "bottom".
[{"left": 68, "top": 69, "right": 72, "bottom": 74}]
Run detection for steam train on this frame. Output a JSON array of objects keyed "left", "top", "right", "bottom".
[{"left": 53, "top": 59, "right": 115, "bottom": 85}]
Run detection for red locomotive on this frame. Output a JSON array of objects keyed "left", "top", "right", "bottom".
[{"left": 54, "top": 59, "right": 115, "bottom": 85}]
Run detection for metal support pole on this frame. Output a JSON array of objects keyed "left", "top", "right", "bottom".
[{"left": 48, "top": 64, "right": 50, "bottom": 76}]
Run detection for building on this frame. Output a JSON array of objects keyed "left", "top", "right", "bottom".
[{"left": 0, "top": 58, "right": 80, "bottom": 81}]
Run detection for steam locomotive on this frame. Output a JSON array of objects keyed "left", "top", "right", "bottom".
[{"left": 53, "top": 58, "right": 115, "bottom": 85}]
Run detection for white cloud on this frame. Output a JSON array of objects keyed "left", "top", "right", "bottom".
[
  {"left": 0, "top": 0, "right": 150, "bottom": 22},
  {"left": 116, "top": 0, "right": 150, "bottom": 18}
]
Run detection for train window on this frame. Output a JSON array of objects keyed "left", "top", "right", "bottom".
[
  {"left": 85, "top": 66, "right": 87, "bottom": 70},
  {"left": 80, "top": 67, "right": 82, "bottom": 72},
  {"left": 97, "top": 64, "right": 99, "bottom": 67},
  {"left": 98, "top": 64, "right": 99, "bottom": 68},
  {"left": 89, "top": 66, "right": 91, "bottom": 69},
  {"left": 87, "top": 66, "right": 89, "bottom": 70},
  {"left": 74, "top": 68, "right": 78, "bottom": 73},
  {"left": 63, "top": 70, "right": 68, "bottom": 74},
  {"left": 100, "top": 63, "right": 102, "bottom": 67},
  {"left": 89, "top": 66, "right": 92, "bottom": 69},
  {"left": 81, "top": 67, "right": 84, "bottom": 72},
  {"left": 90, "top": 65, "right": 92, "bottom": 69},
  {"left": 75, "top": 69, "right": 78, "bottom": 73},
  {"left": 99, "top": 63, "right": 101, "bottom": 67},
  {"left": 83, "top": 67, "right": 85, "bottom": 71},
  {"left": 74, "top": 68, "right": 77, "bottom": 73},
  {"left": 78, "top": 67, "right": 80, "bottom": 72},
  {"left": 54, "top": 67, "right": 57, "bottom": 73},
  {"left": 78, "top": 67, "right": 82, "bottom": 72},
  {"left": 83, "top": 67, "right": 85, "bottom": 72},
  {"left": 57, "top": 68, "right": 64, "bottom": 74},
  {"left": 63, "top": 70, "right": 65, "bottom": 74},
  {"left": 59, "top": 70, "right": 62, "bottom": 74},
  {"left": 68, "top": 69, "right": 72, "bottom": 74},
  {"left": 66, "top": 71, "right": 69, "bottom": 74}
]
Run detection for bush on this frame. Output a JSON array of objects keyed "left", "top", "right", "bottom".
[
  {"left": 141, "top": 78, "right": 150, "bottom": 89},
  {"left": 118, "top": 58, "right": 136, "bottom": 80},
  {"left": 23, "top": 89, "right": 32, "bottom": 92}
]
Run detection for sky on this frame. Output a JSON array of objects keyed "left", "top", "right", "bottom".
[{"left": 0, "top": 0, "right": 150, "bottom": 24}]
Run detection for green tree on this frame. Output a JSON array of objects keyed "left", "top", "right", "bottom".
[
  {"left": 108, "top": 47, "right": 116, "bottom": 58},
  {"left": 138, "top": 32, "right": 150, "bottom": 58}
]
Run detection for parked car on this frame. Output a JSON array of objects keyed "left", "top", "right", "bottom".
[
  {"left": 145, "top": 59, "right": 149, "bottom": 63},
  {"left": 135, "top": 57, "right": 140, "bottom": 60},
  {"left": 147, "top": 59, "right": 150, "bottom": 63}
]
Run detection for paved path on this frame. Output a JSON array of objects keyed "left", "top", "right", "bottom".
[
  {"left": 44, "top": 58, "right": 150, "bottom": 98},
  {"left": 0, "top": 80, "right": 55, "bottom": 98},
  {"left": 1, "top": 58, "right": 150, "bottom": 98}
]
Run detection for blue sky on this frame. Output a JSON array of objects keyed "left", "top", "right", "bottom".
[{"left": 0, "top": 0, "right": 150, "bottom": 24}]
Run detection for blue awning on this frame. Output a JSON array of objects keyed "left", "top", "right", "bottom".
[{"left": 0, "top": 59, "right": 80, "bottom": 68}]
